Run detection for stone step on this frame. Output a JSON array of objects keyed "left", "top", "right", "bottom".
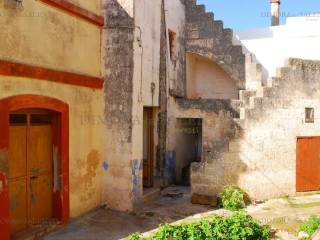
[
  {"left": 246, "top": 63, "right": 263, "bottom": 90},
  {"left": 142, "top": 187, "right": 161, "bottom": 205},
  {"left": 232, "top": 118, "right": 246, "bottom": 129},
  {"left": 213, "top": 20, "right": 224, "bottom": 35},
  {"left": 206, "top": 12, "right": 214, "bottom": 21},
  {"left": 230, "top": 99, "right": 244, "bottom": 114},
  {"left": 239, "top": 90, "right": 256, "bottom": 106},
  {"left": 222, "top": 28, "right": 233, "bottom": 43},
  {"left": 195, "top": 4, "right": 206, "bottom": 15},
  {"left": 256, "top": 86, "right": 274, "bottom": 98},
  {"left": 267, "top": 77, "right": 281, "bottom": 87},
  {"left": 276, "top": 67, "right": 291, "bottom": 78},
  {"left": 250, "top": 96, "right": 263, "bottom": 109}
]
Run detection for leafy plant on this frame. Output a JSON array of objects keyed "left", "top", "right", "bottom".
[
  {"left": 127, "top": 211, "right": 270, "bottom": 240},
  {"left": 128, "top": 232, "right": 143, "bottom": 240},
  {"left": 300, "top": 215, "right": 320, "bottom": 236},
  {"left": 220, "top": 185, "right": 247, "bottom": 211}
]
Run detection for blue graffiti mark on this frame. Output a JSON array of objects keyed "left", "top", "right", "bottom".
[
  {"left": 164, "top": 151, "right": 176, "bottom": 183},
  {"left": 102, "top": 161, "right": 109, "bottom": 171},
  {"left": 132, "top": 159, "right": 140, "bottom": 201}
]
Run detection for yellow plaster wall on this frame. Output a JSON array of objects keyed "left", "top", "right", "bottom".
[
  {"left": 0, "top": 0, "right": 101, "bottom": 77},
  {"left": 68, "top": 0, "right": 101, "bottom": 15},
  {"left": 0, "top": 77, "right": 105, "bottom": 218}
]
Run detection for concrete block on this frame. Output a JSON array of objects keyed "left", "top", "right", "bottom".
[{"left": 191, "top": 193, "right": 218, "bottom": 206}]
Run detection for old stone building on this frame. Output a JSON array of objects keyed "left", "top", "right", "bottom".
[
  {"left": 102, "top": 0, "right": 320, "bottom": 211},
  {"left": 1, "top": 0, "right": 320, "bottom": 239}
]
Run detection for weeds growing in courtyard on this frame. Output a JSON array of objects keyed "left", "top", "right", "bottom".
[
  {"left": 299, "top": 215, "right": 320, "bottom": 237},
  {"left": 219, "top": 185, "right": 247, "bottom": 211},
  {"left": 127, "top": 211, "right": 270, "bottom": 240}
]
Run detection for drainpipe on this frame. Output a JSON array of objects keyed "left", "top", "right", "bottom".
[{"left": 271, "top": 0, "right": 280, "bottom": 26}]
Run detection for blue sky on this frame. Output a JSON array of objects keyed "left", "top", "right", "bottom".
[{"left": 197, "top": 0, "right": 320, "bottom": 31}]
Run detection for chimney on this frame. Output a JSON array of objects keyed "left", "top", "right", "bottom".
[{"left": 271, "top": 0, "right": 280, "bottom": 26}]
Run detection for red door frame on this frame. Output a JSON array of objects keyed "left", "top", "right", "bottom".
[{"left": 0, "top": 95, "right": 69, "bottom": 240}]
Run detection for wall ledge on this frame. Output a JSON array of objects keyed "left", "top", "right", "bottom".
[
  {"left": 0, "top": 59, "right": 104, "bottom": 89},
  {"left": 37, "top": 0, "right": 104, "bottom": 27}
]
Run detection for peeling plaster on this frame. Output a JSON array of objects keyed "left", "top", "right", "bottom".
[
  {"left": 70, "top": 150, "right": 100, "bottom": 203},
  {"left": 131, "top": 159, "right": 140, "bottom": 202}
]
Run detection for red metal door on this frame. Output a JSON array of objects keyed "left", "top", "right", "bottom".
[{"left": 296, "top": 137, "right": 320, "bottom": 192}]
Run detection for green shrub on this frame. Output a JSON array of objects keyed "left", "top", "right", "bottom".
[
  {"left": 127, "top": 211, "right": 270, "bottom": 240},
  {"left": 128, "top": 232, "right": 143, "bottom": 240},
  {"left": 220, "top": 185, "right": 247, "bottom": 211},
  {"left": 300, "top": 215, "right": 320, "bottom": 236}
]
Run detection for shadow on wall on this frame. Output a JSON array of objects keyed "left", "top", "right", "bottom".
[{"left": 190, "top": 109, "right": 249, "bottom": 196}]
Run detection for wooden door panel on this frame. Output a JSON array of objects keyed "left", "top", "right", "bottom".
[
  {"left": 9, "top": 126, "right": 27, "bottom": 179},
  {"left": 297, "top": 138, "right": 320, "bottom": 192},
  {"left": 28, "top": 124, "right": 53, "bottom": 225},
  {"left": 143, "top": 109, "right": 154, "bottom": 188},
  {"left": 9, "top": 179, "right": 27, "bottom": 234},
  {"left": 8, "top": 114, "right": 54, "bottom": 236},
  {"left": 28, "top": 125, "right": 53, "bottom": 175},
  {"left": 29, "top": 175, "right": 53, "bottom": 225}
]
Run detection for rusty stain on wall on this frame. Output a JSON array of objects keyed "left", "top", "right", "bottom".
[{"left": 70, "top": 150, "right": 100, "bottom": 202}]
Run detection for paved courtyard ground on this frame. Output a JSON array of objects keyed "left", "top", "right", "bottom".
[
  {"left": 45, "top": 187, "right": 211, "bottom": 240},
  {"left": 45, "top": 187, "right": 320, "bottom": 240}
]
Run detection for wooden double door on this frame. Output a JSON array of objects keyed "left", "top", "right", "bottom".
[
  {"left": 296, "top": 137, "right": 320, "bottom": 192},
  {"left": 9, "top": 112, "right": 53, "bottom": 235}
]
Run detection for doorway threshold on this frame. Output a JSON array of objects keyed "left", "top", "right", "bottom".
[
  {"left": 12, "top": 220, "right": 60, "bottom": 240},
  {"left": 142, "top": 178, "right": 161, "bottom": 204}
]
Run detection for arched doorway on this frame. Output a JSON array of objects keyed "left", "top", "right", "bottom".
[{"left": 0, "top": 95, "right": 69, "bottom": 240}]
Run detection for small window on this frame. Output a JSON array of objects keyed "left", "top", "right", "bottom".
[
  {"left": 305, "top": 108, "right": 314, "bottom": 123},
  {"left": 168, "top": 30, "right": 177, "bottom": 61},
  {"left": 10, "top": 114, "right": 27, "bottom": 124}
]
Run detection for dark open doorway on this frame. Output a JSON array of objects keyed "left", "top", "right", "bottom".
[
  {"left": 143, "top": 108, "right": 154, "bottom": 188},
  {"left": 142, "top": 108, "right": 161, "bottom": 203},
  {"left": 175, "top": 118, "right": 202, "bottom": 186}
]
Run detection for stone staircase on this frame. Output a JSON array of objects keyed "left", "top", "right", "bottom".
[
  {"left": 191, "top": 57, "right": 315, "bottom": 199},
  {"left": 185, "top": 0, "right": 263, "bottom": 90},
  {"left": 185, "top": 0, "right": 314, "bottom": 200}
]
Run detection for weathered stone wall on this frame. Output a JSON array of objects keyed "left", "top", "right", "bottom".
[
  {"left": 185, "top": 0, "right": 246, "bottom": 89},
  {"left": 158, "top": 0, "right": 168, "bottom": 186},
  {"left": 164, "top": 0, "right": 187, "bottom": 185},
  {"left": 165, "top": 0, "right": 187, "bottom": 98},
  {"left": 102, "top": 0, "right": 163, "bottom": 209},
  {"left": 102, "top": 0, "right": 135, "bottom": 211},
  {"left": 192, "top": 58, "right": 320, "bottom": 199}
]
